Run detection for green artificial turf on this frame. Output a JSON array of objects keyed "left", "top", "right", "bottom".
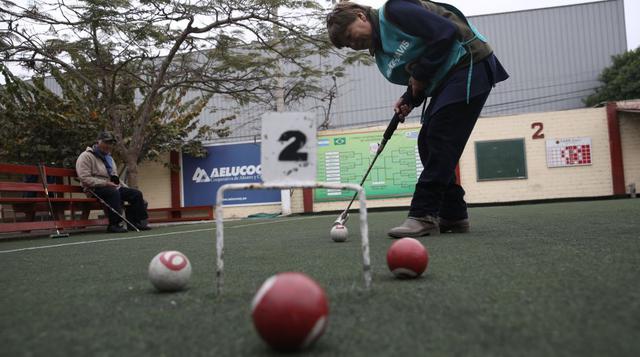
[{"left": 1, "top": 199, "right": 639, "bottom": 356}]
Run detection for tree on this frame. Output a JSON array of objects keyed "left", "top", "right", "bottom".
[
  {"left": 0, "top": 64, "right": 100, "bottom": 168},
  {"left": 585, "top": 48, "right": 640, "bottom": 107},
  {"left": 0, "top": 63, "right": 217, "bottom": 170},
  {"left": 0, "top": 0, "right": 353, "bottom": 187}
]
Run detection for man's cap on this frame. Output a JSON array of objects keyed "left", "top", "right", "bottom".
[{"left": 97, "top": 131, "right": 117, "bottom": 143}]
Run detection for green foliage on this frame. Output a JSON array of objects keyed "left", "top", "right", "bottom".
[
  {"left": 585, "top": 48, "right": 640, "bottom": 106},
  {"left": 142, "top": 90, "right": 228, "bottom": 162},
  {"left": 0, "top": 65, "right": 100, "bottom": 167},
  {"left": 0, "top": 64, "right": 216, "bottom": 168}
]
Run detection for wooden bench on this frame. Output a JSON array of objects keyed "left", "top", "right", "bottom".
[
  {"left": 0, "top": 163, "right": 106, "bottom": 233},
  {"left": 0, "top": 163, "right": 214, "bottom": 235}
]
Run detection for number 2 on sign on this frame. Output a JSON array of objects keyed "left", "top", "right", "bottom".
[
  {"left": 278, "top": 131, "right": 308, "bottom": 161},
  {"left": 531, "top": 122, "right": 544, "bottom": 139}
]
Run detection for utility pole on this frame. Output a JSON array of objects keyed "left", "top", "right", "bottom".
[{"left": 272, "top": 7, "right": 292, "bottom": 216}]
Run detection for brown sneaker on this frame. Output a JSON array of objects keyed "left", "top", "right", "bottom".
[
  {"left": 439, "top": 218, "right": 470, "bottom": 233},
  {"left": 387, "top": 215, "right": 440, "bottom": 238}
]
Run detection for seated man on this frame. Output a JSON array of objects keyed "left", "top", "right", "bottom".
[{"left": 76, "top": 131, "right": 151, "bottom": 233}]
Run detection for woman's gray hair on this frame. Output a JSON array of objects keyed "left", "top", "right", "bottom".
[{"left": 326, "top": 0, "right": 373, "bottom": 48}]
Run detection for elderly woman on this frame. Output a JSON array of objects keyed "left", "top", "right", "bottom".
[{"left": 327, "top": 0, "right": 508, "bottom": 237}]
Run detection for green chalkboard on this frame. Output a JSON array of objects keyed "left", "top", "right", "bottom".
[{"left": 475, "top": 139, "right": 527, "bottom": 181}]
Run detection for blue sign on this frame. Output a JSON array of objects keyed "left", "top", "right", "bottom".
[{"left": 181, "top": 142, "right": 281, "bottom": 206}]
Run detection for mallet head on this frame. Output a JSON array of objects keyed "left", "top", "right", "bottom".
[{"left": 333, "top": 212, "right": 348, "bottom": 226}]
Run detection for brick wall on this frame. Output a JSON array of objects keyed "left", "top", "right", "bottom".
[
  {"left": 313, "top": 107, "right": 616, "bottom": 212},
  {"left": 135, "top": 107, "right": 634, "bottom": 217},
  {"left": 290, "top": 189, "right": 305, "bottom": 213},
  {"left": 460, "top": 107, "right": 613, "bottom": 203},
  {"left": 136, "top": 153, "right": 172, "bottom": 209}
]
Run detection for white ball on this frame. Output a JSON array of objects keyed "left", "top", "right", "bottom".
[
  {"left": 330, "top": 224, "right": 348, "bottom": 242},
  {"left": 148, "top": 251, "right": 192, "bottom": 292}
]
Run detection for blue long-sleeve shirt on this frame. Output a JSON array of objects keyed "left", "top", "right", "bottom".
[{"left": 373, "top": 0, "right": 509, "bottom": 114}]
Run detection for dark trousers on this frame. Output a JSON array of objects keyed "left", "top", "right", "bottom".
[
  {"left": 409, "top": 90, "right": 491, "bottom": 219},
  {"left": 92, "top": 186, "right": 149, "bottom": 226}
]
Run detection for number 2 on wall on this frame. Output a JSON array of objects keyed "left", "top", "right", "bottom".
[
  {"left": 278, "top": 131, "right": 308, "bottom": 161},
  {"left": 531, "top": 122, "right": 545, "bottom": 139}
]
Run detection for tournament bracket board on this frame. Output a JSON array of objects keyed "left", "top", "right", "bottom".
[
  {"left": 315, "top": 128, "right": 423, "bottom": 201},
  {"left": 546, "top": 137, "right": 593, "bottom": 168},
  {"left": 261, "top": 112, "right": 317, "bottom": 184}
]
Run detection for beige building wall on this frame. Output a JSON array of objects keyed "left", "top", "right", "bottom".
[
  {"left": 619, "top": 112, "right": 640, "bottom": 192},
  {"left": 460, "top": 108, "right": 613, "bottom": 203},
  {"left": 290, "top": 189, "right": 305, "bottom": 213},
  {"left": 136, "top": 153, "right": 172, "bottom": 209},
  {"left": 136, "top": 107, "right": 631, "bottom": 217},
  {"left": 313, "top": 108, "right": 615, "bottom": 211}
]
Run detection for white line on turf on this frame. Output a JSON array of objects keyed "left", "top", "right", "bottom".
[
  {"left": 0, "top": 215, "right": 329, "bottom": 254},
  {"left": 227, "top": 215, "right": 322, "bottom": 229},
  {"left": 0, "top": 228, "right": 213, "bottom": 254}
]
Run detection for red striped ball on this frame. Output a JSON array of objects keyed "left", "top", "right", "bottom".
[
  {"left": 251, "top": 272, "right": 329, "bottom": 351},
  {"left": 386, "top": 238, "right": 429, "bottom": 279}
]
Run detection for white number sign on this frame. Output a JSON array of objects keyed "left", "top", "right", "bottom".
[{"left": 261, "top": 112, "right": 317, "bottom": 184}]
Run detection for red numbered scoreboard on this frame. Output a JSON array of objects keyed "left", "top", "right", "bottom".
[{"left": 546, "top": 137, "right": 593, "bottom": 168}]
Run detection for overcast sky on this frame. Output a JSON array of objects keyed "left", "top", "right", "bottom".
[{"left": 357, "top": 0, "right": 639, "bottom": 50}]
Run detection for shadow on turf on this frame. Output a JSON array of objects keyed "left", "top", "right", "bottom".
[
  {"left": 376, "top": 273, "right": 433, "bottom": 284},
  {"left": 145, "top": 287, "right": 192, "bottom": 295},
  {"left": 249, "top": 339, "right": 334, "bottom": 356}
]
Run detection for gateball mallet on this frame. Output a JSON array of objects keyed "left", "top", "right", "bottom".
[
  {"left": 37, "top": 163, "right": 70, "bottom": 239},
  {"left": 85, "top": 187, "right": 140, "bottom": 232},
  {"left": 333, "top": 88, "right": 425, "bottom": 227}
]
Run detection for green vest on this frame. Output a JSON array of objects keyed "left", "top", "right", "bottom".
[{"left": 374, "top": 1, "right": 490, "bottom": 100}]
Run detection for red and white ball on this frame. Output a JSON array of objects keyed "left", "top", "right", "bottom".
[
  {"left": 386, "top": 238, "right": 429, "bottom": 279},
  {"left": 251, "top": 272, "right": 329, "bottom": 351},
  {"left": 330, "top": 224, "right": 348, "bottom": 242},
  {"left": 148, "top": 251, "right": 192, "bottom": 292}
]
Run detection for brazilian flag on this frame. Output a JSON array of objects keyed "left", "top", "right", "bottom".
[{"left": 334, "top": 137, "right": 346, "bottom": 145}]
